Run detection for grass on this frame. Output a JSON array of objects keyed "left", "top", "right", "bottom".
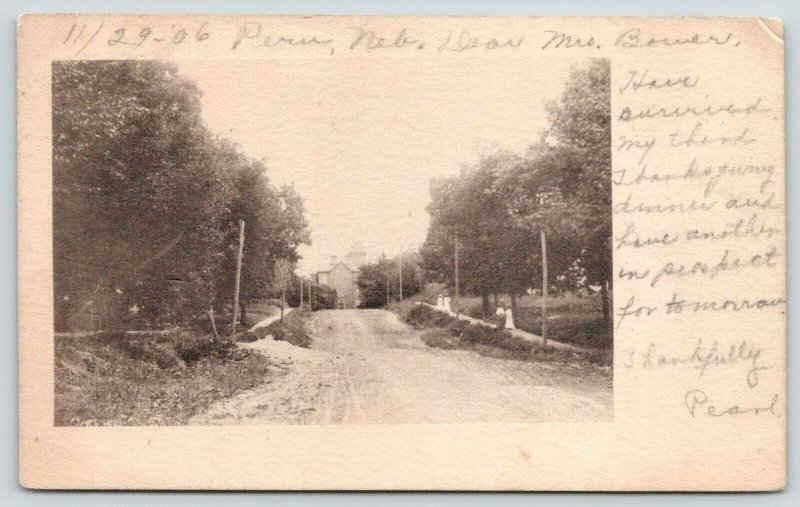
[
  {"left": 243, "top": 301, "right": 279, "bottom": 327},
  {"left": 54, "top": 330, "right": 273, "bottom": 426},
  {"left": 419, "top": 328, "right": 461, "bottom": 349},
  {"left": 437, "top": 289, "right": 612, "bottom": 349},
  {"left": 234, "top": 326, "right": 269, "bottom": 343},
  {"left": 247, "top": 308, "right": 312, "bottom": 349},
  {"left": 193, "top": 302, "right": 279, "bottom": 337},
  {"left": 394, "top": 303, "right": 611, "bottom": 368}
]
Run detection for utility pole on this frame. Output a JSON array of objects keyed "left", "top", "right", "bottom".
[
  {"left": 399, "top": 256, "right": 404, "bottom": 301},
  {"left": 230, "top": 219, "right": 245, "bottom": 337},
  {"left": 454, "top": 234, "right": 460, "bottom": 319},
  {"left": 540, "top": 229, "right": 548, "bottom": 346},
  {"left": 300, "top": 274, "right": 304, "bottom": 308},
  {"left": 281, "top": 285, "right": 286, "bottom": 321},
  {"left": 208, "top": 309, "right": 219, "bottom": 340},
  {"left": 386, "top": 270, "right": 390, "bottom": 304},
  {"left": 308, "top": 277, "right": 313, "bottom": 310}
]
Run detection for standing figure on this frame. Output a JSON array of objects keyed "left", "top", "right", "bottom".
[
  {"left": 436, "top": 294, "right": 444, "bottom": 309},
  {"left": 495, "top": 305, "right": 506, "bottom": 330},
  {"left": 442, "top": 293, "right": 452, "bottom": 313},
  {"left": 505, "top": 305, "right": 516, "bottom": 330}
]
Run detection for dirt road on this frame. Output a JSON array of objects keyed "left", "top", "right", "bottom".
[{"left": 190, "top": 309, "right": 612, "bottom": 424}]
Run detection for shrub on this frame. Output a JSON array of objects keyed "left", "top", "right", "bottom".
[
  {"left": 94, "top": 332, "right": 182, "bottom": 369},
  {"left": 420, "top": 329, "right": 460, "bottom": 350},
  {"left": 234, "top": 325, "right": 274, "bottom": 343},
  {"left": 460, "top": 323, "right": 496, "bottom": 346},
  {"left": 171, "top": 332, "right": 236, "bottom": 365},
  {"left": 447, "top": 319, "right": 471, "bottom": 336},
  {"left": 459, "top": 323, "right": 533, "bottom": 352},
  {"left": 261, "top": 311, "right": 312, "bottom": 348},
  {"left": 393, "top": 300, "right": 609, "bottom": 367},
  {"left": 54, "top": 329, "right": 273, "bottom": 426},
  {"left": 235, "top": 330, "right": 262, "bottom": 343},
  {"left": 267, "top": 322, "right": 288, "bottom": 341},
  {"left": 404, "top": 305, "right": 456, "bottom": 329},
  {"left": 494, "top": 333, "right": 534, "bottom": 352}
]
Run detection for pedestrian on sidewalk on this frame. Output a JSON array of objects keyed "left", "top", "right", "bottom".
[
  {"left": 505, "top": 305, "right": 516, "bottom": 330},
  {"left": 496, "top": 304, "right": 506, "bottom": 330}
]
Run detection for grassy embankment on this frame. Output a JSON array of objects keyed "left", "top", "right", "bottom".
[
  {"left": 201, "top": 301, "right": 276, "bottom": 335},
  {"left": 55, "top": 331, "right": 272, "bottom": 426},
  {"left": 242, "top": 301, "right": 278, "bottom": 327},
  {"left": 235, "top": 307, "right": 312, "bottom": 348},
  {"left": 389, "top": 299, "right": 611, "bottom": 368},
  {"left": 55, "top": 306, "right": 313, "bottom": 426},
  {"left": 413, "top": 283, "right": 612, "bottom": 350}
]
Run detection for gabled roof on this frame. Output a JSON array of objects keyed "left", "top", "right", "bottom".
[{"left": 317, "top": 260, "right": 356, "bottom": 275}]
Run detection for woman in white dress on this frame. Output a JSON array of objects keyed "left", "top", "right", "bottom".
[
  {"left": 504, "top": 305, "right": 516, "bottom": 330},
  {"left": 495, "top": 305, "right": 506, "bottom": 330},
  {"left": 442, "top": 294, "right": 452, "bottom": 313}
]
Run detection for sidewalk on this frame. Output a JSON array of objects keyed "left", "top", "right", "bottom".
[
  {"left": 421, "top": 302, "right": 583, "bottom": 352},
  {"left": 250, "top": 306, "right": 294, "bottom": 332}
]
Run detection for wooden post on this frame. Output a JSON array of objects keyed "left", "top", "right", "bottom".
[
  {"left": 399, "top": 256, "right": 404, "bottom": 301},
  {"left": 208, "top": 308, "right": 219, "bottom": 340},
  {"left": 454, "top": 235, "right": 460, "bottom": 319},
  {"left": 386, "top": 270, "right": 390, "bottom": 304},
  {"left": 308, "top": 278, "right": 313, "bottom": 310},
  {"left": 280, "top": 287, "right": 285, "bottom": 322},
  {"left": 230, "top": 219, "right": 245, "bottom": 337},
  {"left": 300, "top": 275, "right": 304, "bottom": 308},
  {"left": 540, "top": 229, "right": 548, "bottom": 346}
]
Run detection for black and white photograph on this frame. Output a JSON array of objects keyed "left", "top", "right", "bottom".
[
  {"left": 52, "top": 56, "right": 612, "bottom": 426},
  {"left": 18, "top": 11, "right": 788, "bottom": 492}
]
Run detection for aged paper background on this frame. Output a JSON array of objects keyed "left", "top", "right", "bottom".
[{"left": 18, "top": 15, "right": 785, "bottom": 490}]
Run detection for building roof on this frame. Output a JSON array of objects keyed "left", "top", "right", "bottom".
[{"left": 316, "top": 260, "right": 357, "bottom": 275}]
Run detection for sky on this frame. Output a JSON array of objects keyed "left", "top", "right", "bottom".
[{"left": 177, "top": 57, "right": 580, "bottom": 274}]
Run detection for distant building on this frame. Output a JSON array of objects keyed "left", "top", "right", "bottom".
[{"left": 316, "top": 250, "right": 367, "bottom": 309}]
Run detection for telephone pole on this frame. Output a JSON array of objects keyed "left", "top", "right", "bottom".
[
  {"left": 399, "top": 256, "right": 404, "bottom": 301},
  {"left": 300, "top": 274, "right": 304, "bottom": 308},
  {"left": 230, "top": 219, "right": 245, "bottom": 336},
  {"left": 454, "top": 234, "right": 460, "bottom": 319},
  {"left": 540, "top": 229, "right": 548, "bottom": 346},
  {"left": 386, "top": 269, "right": 390, "bottom": 304}
]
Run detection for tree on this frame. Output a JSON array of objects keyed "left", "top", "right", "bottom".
[
  {"left": 310, "top": 282, "right": 337, "bottom": 310},
  {"left": 421, "top": 153, "right": 535, "bottom": 317},
  {"left": 52, "top": 61, "right": 311, "bottom": 331},
  {"left": 357, "top": 253, "right": 421, "bottom": 308},
  {"left": 216, "top": 153, "right": 310, "bottom": 325},
  {"left": 507, "top": 59, "right": 612, "bottom": 324},
  {"left": 53, "top": 61, "right": 230, "bottom": 329},
  {"left": 420, "top": 59, "right": 612, "bottom": 329},
  {"left": 396, "top": 251, "right": 423, "bottom": 301},
  {"left": 357, "top": 260, "right": 392, "bottom": 308}
]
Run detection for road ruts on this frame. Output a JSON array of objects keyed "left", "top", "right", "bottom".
[{"left": 190, "top": 309, "right": 612, "bottom": 425}]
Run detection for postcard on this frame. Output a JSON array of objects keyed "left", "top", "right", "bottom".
[{"left": 18, "top": 14, "right": 785, "bottom": 490}]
